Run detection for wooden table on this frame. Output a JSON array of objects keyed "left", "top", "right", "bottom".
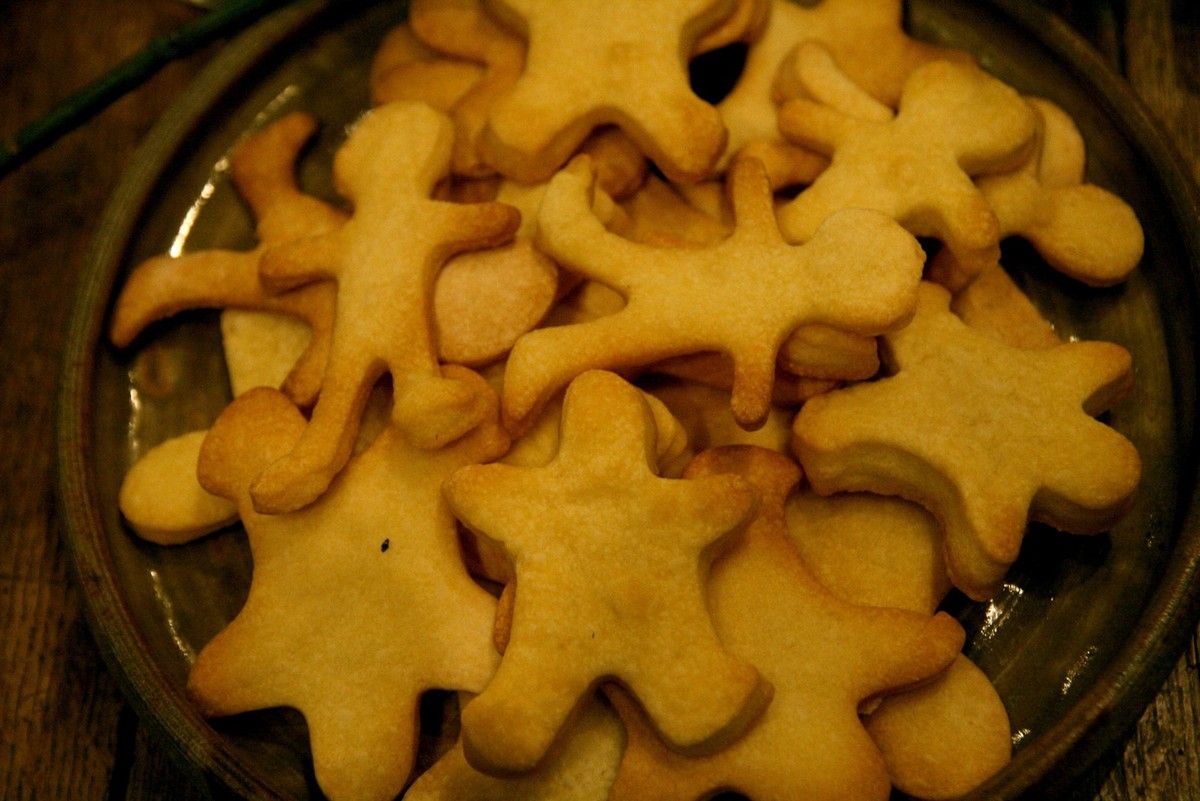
[{"left": 0, "top": 1, "right": 1196, "bottom": 799}]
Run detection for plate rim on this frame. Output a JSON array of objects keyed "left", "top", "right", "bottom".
[
  {"left": 57, "top": 2, "right": 332, "bottom": 799},
  {"left": 960, "top": 1, "right": 1200, "bottom": 798},
  {"left": 55, "top": 1, "right": 1200, "bottom": 799}
]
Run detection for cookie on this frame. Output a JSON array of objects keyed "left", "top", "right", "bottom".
[
  {"left": 646, "top": 377, "right": 793, "bottom": 455},
  {"left": 778, "top": 324, "right": 879, "bottom": 381},
  {"left": 783, "top": 486, "right": 1011, "bottom": 795},
  {"left": 649, "top": 352, "right": 838, "bottom": 407},
  {"left": 620, "top": 178, "right": 880, "bottom": 382},
  {"left": 929, "top": 97, "right": 1143, "bottom": 289},
  {"left": 220, "top": 310, "right": 316, "bottom": 398},
  {"left": 620, "top": 174, "right": 731, "bottom": 248},
  {"left": 190, "top": 373, "right": 509, "bottom": 801},
  {"left": 503, "top": 155, "right": 923, "bottom": 432},
  {"left": 408, "top": 0, "right": 526, "bottom": 177},
  {"left": 949, "top": 261, "right": 1061, "bottom": 350},
  {"left": 777, "top": 60, "right": 1036, "bottom": 277},
  {"left": 694, "top": 0, "right": 769, "bottom": 54},
  {"left": 772, "top": 40, "right": 893, "bottom": 123},
  {"left": 865, "top": 656, "right": 1012, "bottom": 800},
  {"left": 785, "top": 490, "right": 949, "bottom": 615},
  {"left": 712, "top": 0, "right": 832, "bottom": 187},
  {"left": 370, "top": 23, "right": 484, "bottom": 110},
  {"left": 433, "top": 240, "right": 559, "bottom": 366},
  {"left": 769, "top": 0, "right": 973, "bottom": 107},
  {"left": 501, "top": 386, "right": 690, "bottom": 474},
  {"left": 404, "top": 695, "right": 624, "bottom": 801},
  {"left": 443, "top": 370, "right": 768, "bottom": 774},
  {"left": 118, "top": 430, "right": 237, "bottom": 545},
  {"left": 609, "top": 445, "right": 964, "bottom": 801},
  {"left": 495, "top": 166, "right": 628, "bottom": 243},
  {"left": 480, "top": 0, "right": 733, "bottom": 183},
  {"left": 792, "top": 282, "right": 1141, "bottom": 599},
  {"left": 112, "top": 109, "right": 548, "bottom": 404},
  {"left": 109, "top": 111, "right": 342, "bottom": 407},
  {"left": 459, "top": 381, "right": 695, "bottom": 586},
  {"left": 249, "top": 102, "right": 520, "bottom": 514}
]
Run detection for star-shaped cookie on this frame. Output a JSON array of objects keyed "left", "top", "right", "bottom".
[
  {"left": 480, "top": 0, "right": 733, "bottom": 183},
  {"left": 502, "top": 155, "right": 923, "bottom": 432},
  {"left": 776, "top": 60, "right": 1036, "bottom": 277},
  {"left": 608, "top": 445, "right": 964, "bottom": 801},
  {"left": 443, "top": 370, "right": 768, "bottom": 775},
  {"left": 792, "top": 282, "right": 1141, "bottom": 599},
  {"left": 189, "top": 372, "right": 509, "bottom": 801},
  {"left": 248, "top": 102, "right": 520, "bottom": 513}
]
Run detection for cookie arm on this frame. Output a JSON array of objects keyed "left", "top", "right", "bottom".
[
  {"left": 535, "top": 158, "right": 658, "bottom": 289},
  {"left": 249, "top": 347, "right": 382, "bottom": 513},
  {"left": 502, "top": 309, "right": 686, "bottom": 434},
  {"left": 110, "top": 249, "right": 265, "bottom": 347},
  {"left": 228, "top": 113, "right": 347, "bottom": 245},
  {"left": 776, "top": 98, "right": 860, "bottom": 155},
  {"left": 773, "top": 42, "right": 893, "bottom": 123},
  {"left": 259, "top": 231, "right": 345, "bottom": 292}
]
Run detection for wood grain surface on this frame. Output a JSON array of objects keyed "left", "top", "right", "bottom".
[{"left": 0, "top": 1, "right": 1196, "bottom": 799}]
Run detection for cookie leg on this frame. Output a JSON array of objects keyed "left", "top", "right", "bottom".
[
  {"left": 502, "top": 312, "right": 681, "bottom": 434},
  {"left": 392, "top": 371, "right": 490, "bottom": 450},
  {"left": 460, "top": 647, "right": 594, "bottom": 774},
  {"left": 250, "top": 351, "right": 379, "bottom": 513},
  {"left": 626, "top": 639, "right": 769, "bottom": 755},
  {"left": 307, "top": 693, "right": 421, "bottom": 801}
]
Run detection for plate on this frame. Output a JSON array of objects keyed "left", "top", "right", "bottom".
[{"left": 57, "top": 1, "right": 1200, "bottom": 799}]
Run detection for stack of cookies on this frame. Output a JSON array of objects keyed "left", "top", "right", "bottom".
[{"left": 110, "top": 1, "right": 1145, "bottom": 799}]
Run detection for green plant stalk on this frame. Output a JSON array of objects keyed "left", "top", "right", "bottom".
[{"left": 0, "top": 0, "right": 300, "bottom": 180}]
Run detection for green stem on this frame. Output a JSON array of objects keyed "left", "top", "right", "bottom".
[{"left": 0, "top": 0, "right": 300, "bottom": 180}]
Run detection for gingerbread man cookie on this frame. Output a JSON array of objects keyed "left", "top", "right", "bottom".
[
  {"left": 777, "top": 60, "right": 1036, "bottom": 277},
  {"left": 443, "top": 370, "right": 768, "bottom": 774},
  {"left": 609, "top": 445, "right": 964, "bottom": 801},
  {"left": 249, "top": 102, "right": 519, "bottom": 513},
  {"left": 190, "top": 373, "right": 509, "bottom": 801},
  {"left": 929, "top": 97, "right": 1143, "bottom": 290},
  {"left": 783, "top": 488, "right": 1011, "bottom": 797},
  {"left": 503, "top": 155, "right": 923, "bottom": 432},
  {"left": 792, "top": 282, "right": 1141, "bottom": 599},
  {"left": 480, "top": 0, "right": 734, "bottom": 183}
]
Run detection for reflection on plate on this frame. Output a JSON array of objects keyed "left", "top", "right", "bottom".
[{"left": 57, "top": 1, "right": 1200, "bottom": 799}]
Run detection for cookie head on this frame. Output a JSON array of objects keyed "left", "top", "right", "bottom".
[{"left": 336, "top": 102, "right": 454, "bottom": 199}]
